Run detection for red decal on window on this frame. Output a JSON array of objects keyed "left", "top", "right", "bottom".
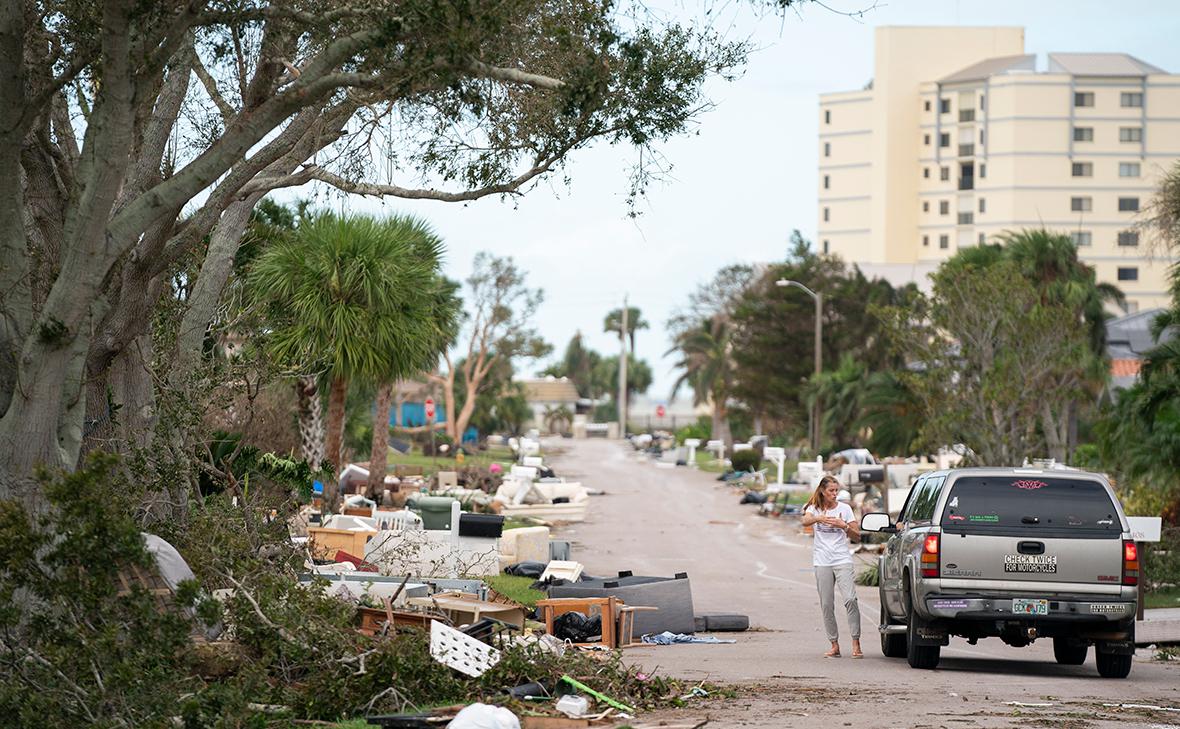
[{"left": 1012, "top": 479, "right": 1047, "bottom": 490}]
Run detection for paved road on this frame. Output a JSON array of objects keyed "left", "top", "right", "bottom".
[{"left": 545, "top": 438, "right": 1180, "bottom": 728}]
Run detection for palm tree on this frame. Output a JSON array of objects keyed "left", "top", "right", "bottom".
[
  {"left": 542, "top": 404, "right": 574, "bottom": 435},
  {"left": 250, "top": 213, "right": 451, "bottom": 504},
  {"left": 604, "top": 306, "right": 649, "bottom": 354},
  {"left": 667, "top": 316, "right": 735, "bottom": 446}
]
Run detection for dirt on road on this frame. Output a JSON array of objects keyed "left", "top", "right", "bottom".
[{"left": 543, "top": 438, "right": 1180, "bottom": 728}]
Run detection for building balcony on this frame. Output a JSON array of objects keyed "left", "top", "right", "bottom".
[
  {"left": 958, "top": 143, "right": 975, "bottom": 157},
  {"left": 958, "top": 177, "right": 975, "bottom": 191},
  {"left": 959, "top": 109, "right": 976, "bottom": 122}
]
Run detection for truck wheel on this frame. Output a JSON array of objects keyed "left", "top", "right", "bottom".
[
  {"left": 1096, "top": 650, "right": 1132, "bottom": 678},
  {"left": 905, "top": 586, "right": 940, "bottom": 670},
  {"left": 881, "top": 602, "right": 906, "bottom": 658},
  {"left": 1052, "top": 637, "right": 1087, "bottom": 665}
]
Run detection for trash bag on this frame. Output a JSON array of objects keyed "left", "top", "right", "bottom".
[
  {"left": 448, "top": 703, "right": 520, "bottom": 729},
  {"left": 504, "top": 561, "right": 547, "bottom": 578},
  {"left": 740, "top": 491, "right": 768, "bottom": 504},
  {"left": 553, "top": 611, "right": 602, "bottom": 642}
]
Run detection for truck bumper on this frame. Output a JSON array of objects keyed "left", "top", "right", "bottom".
[{"left": 923, "top": 594, "right": 1136, "bottom": 622}]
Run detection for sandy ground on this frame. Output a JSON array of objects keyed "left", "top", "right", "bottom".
[{"left": 543, "top": 438, "right": 1180, "bottom": 729}]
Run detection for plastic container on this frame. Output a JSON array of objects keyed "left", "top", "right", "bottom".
[
  {"left": 408, "top": 496, "right": 458, "bottom": 530},
  {"left": 459, "top": 513, "right": 504, "bottom": 538},
  {"left": 555, "top": 694, "right": 590, "bottom": 718}
]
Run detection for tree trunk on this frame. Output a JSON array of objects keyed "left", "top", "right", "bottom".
[
  {"left": 452, "top": 380, "right": 480, "bottom": 446},
  {"left": 324, "top": 375, "right": 348, "bottom": 476},
  {"left": 1040, "top": 401, "right": 1068, "bottom": 464},
  {"left": 367, "top": 382, "right": 393, "bottom": 499},
  {"left": 441, "top": 370, "right": 458, "bottom": 440},
  {"left": 295, "top": 376, "right": 325, "bottom": 466}
]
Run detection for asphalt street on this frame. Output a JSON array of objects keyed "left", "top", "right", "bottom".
[{"left": 544, "top": 437, "right": 1180, "bottom": 728}]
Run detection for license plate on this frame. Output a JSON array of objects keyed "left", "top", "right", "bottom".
[{"left": 1012, "top": 598, "right": 1049, "bottom": 616}]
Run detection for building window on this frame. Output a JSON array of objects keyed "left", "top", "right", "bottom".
[
  {"left": 823, "top": 239, "right": 830, "bottom": 254},
  {"left": 1121, "top": 92, "right": 1144, "bottom": 108},
  {"left": 922, "top": 201, "right": 929, "bottom": 212},
  {"left": 1073, "top": 127, "right": 1094, "bottom": 142},
  {"left": 823, "top": 207, "right": 830, "bottom": 222},
  {"left": 1119, "top": 196, "right": 1139, "bottom": 212},
  {"left": 1071, "top": 231, "right": 1092, "bottom": 247},
  {"left": 978, "top": 232, "right": 986, "bottom": 245},
  {"left": 923, "top": 167, "right": 930, "bottom": 179},
  {"left": 923, "top": 235, "right": 929, "bottom": 247},
  {"left": 1120, "top": 162, "right": 1141, "bottom": 177},
  {"left": 823, "top": 174, "right": 830, "bottom": 190},
  {"left": 940, "top": 166, "right": 949, "bottom": 181},
  {"left": 1118, "top": 266, "right": 1139, "bottom": 281},
  {"left": 979, "top": 198, "right": 986, "bottom": 213},
  {"left": 824, "top": 142, "right": 830, "bottom": 157},
  {"left": 980, "top": 94, "right": 986, "bottom": 111},
  {"left": 939, "top": 98, "right": 950, "bottom": 114},
  {"left": 1072, "top": 162, "right": 1093, "bottom": 177},
  {"left": 979, "top": 129, "right": 986, "bottom": 145},
  {"left": 958, "top": 212, "right": 974, "bottom": 225},
  {"left": 939, "top": 234, "right": 950, "bottom": 249},
  {"left": 924, "top": 134, "right": 930, "bottom": 146},
  {"left": 824, "top": 109, "right": 831, "bottom": 124},
  {"left": 939, "top": 133, "right": 950, "bottom": 148},
  {"left": 1074, "top": 91, "right": 1094, "bottom": 108},
  {"left": 939, "top": 200, "right": 949, "bottom": 215},
  {"left": 958, "top": 143, "right": 975, "bottom": 157},
  {"left": 924, "top": 100, "right": 931, "bottom": 112},
  {"left": 979, "top": 163, "right": 986, "bottom": 178},
  {"left": 1071, "top": 196, "right": 1092, "bottom": 212},
  {"left": 1118, "top": 230, "right": 1140, "bottom": 247},
  {"left": 959, "top": 109, "right": 975, "bottom": 122},
  {"left": 1120, "top": 127, "right": 1143, "bottom": 142}
]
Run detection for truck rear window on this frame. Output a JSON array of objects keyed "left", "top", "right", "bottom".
[{"left": 940, "top": 476, "right": 1121, "bottom": 535}]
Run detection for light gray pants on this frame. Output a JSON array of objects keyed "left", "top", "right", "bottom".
[{"left": 815, "top": 564, "right": 861, "bottom": 642}]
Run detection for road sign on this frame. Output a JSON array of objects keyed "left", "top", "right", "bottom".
[
  {"left": 656, "top": 405, "right": 666, "bottom": 418},
  {"left": 424, "top": 398, "right": 435, "bottom": 420}
]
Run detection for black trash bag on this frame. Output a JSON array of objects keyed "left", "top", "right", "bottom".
[
  {"left": 538, "top": 466, "right": 556, "bottom": 478},
  {"left": 504, "top": 560, "right": 547, "bottom": 578},
  {"left": 505, "top": 682, "right": 549, "bottom": 700},
  {"left": 553, "top": 611, "right": 602, "bottom": 642},
  {"left": 740, "top": 491, "right": 768, "bottom": 504},
  {"left": 552, "top": 496, "right": 570, "bottom": 504}
]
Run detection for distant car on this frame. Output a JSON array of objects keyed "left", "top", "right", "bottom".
[{"left": 861, "top": 467, "right": 1138, "bottom": 678}]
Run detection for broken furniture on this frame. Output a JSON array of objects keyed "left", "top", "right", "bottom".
[
  {"left": 307, "top": 526, "right": 376, "bottom": 559},
  {"left": 498, "top": 526, "right": 551, "bottom": 570},
  {"left": 548, "top": 571, "right": 695, "bottom": 636},
  {"left": 492, "top": 479, "right": 589, "bottom": 522},
  {"left": 407, "top": 590, "right": 525, "bottom": 629},
  {"left": 540, "top": 560, "right": 584, "bottom": 582},
  {"left": 535, "top": 597, "right": 621, "bottom": 648},
  {"left": 617, "top": 605, "right": 661, "bottom": 647}
]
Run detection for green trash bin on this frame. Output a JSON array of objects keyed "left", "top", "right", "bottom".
[{"left": 409, "top": 496, "right": 457, "bottom": 531}]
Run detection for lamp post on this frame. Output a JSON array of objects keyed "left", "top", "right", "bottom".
[{"left": 776, "top": 279, "right": 822, "bottom": 454}]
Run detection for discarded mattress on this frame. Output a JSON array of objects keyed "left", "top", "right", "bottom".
[
  {"left": 548, "top": 571, "right": 695, "bottom": 635},
  {"left": 492, "top": 480, "right": 589, "bottom": 522}
]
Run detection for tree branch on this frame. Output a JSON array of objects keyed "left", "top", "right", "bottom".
[
  {"left": 468, "top": 60, "right": 564, "bottom": 90},
  {"left": 190, "top": 49, "right": 236, "bottom": 122}
]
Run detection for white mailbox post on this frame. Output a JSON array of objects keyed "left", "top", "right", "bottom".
[
  {"left": 763, "top": 446, "right": 786, "bottom": 485},
  {"left": 684, "top": 438, "right": 701, "bottom": 469},
  {"left": 706, "top": 440, "right": 725, "bottom": 463}
]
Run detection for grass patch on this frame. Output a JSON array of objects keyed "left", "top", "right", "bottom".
[
  {"left": 385, "top": 448, "right": 513, "bottom": 478},
  {"left": 486, "top": 574, "right": 547, "bottom": 609},
  {"left": 1145, "top": 586, "right": 1180, "bottom": 609},
  {"left": 503, "top": 516, "right": 544, "bottom": 530},
  {"left": 693, "top": 451, "right": 727, "bottom": 473}
]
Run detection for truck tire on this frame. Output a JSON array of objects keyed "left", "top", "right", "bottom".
[
  {"left": 1052, "top": 637, "right": 1087, "bottom": 665},
  {"left": 881, "top": 602, "right": 906, "bottom": 658},
  {"left": 904, "top": 586, "right": 940, "bottom": 670},
  {"left": 1096, "top": 650, "right": 1132, "bottom": 679}
]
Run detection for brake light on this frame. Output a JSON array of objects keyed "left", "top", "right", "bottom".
[
  {"left": 921, "top": 534, "right": 940, "bottom": 578},
  {"left": 1122, "top": 539, "right": 1139, "bottom": 586}
]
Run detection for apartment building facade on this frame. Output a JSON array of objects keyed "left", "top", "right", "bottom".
[{"left": 819, "top": 27, "right": 1180, "bottom": 311}]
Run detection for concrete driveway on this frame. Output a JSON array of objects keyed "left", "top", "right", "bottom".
[{"left": 544, "top": 438, "right": 1180, "bottom": 728}]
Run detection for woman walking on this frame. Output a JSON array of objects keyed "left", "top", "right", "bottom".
[{"left": 801, "top": 475, "right": 862, "bottom": 658}]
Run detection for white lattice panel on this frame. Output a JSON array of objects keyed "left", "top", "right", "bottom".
[{"left": 429, "top": 619, "right": 501, "bottom": 677}]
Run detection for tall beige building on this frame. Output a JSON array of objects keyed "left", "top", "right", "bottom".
[{"left": 818, "top": 27, "right": 1180, "bottom": 311}]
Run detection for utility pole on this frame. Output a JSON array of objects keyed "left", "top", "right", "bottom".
[{"left": 618, "top": 295, "right": 628, "bottom": 439}]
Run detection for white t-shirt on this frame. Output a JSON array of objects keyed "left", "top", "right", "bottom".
[{"left": 805, "top": 502, "right": 855, "bottom": 567}]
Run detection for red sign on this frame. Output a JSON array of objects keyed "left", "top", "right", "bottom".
[
  {"left": 424, "top": 398, "right": 435, "bottom": 420},
  {"left": 656, "top": 405, "right": 666, "bottom": 418}
]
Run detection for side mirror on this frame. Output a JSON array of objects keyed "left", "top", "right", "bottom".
[{"left": 861, "top": 512, "right": 897, "bottom": 533}]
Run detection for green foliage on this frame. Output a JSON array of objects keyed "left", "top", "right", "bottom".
[
  {"left": 730, "top": 449, "right": 761, "bottom": 473},
  {"left": 675, "top": 416, "right": 713, "bottom": 444},
  {"left": 485, "top": 574, "right": 547, "bottom": 609},
  {"left": 855, "top": 563, "right": 880, "bottom": 587},
  {"left": 667, "top": 316, "right": 736, "bottom": 444},
  {"left": 604, "top": 306, "right": 650, "bottom": 353}
]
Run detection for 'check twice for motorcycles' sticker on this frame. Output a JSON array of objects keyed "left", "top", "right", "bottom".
[{"left": 1004, "top": 554, "right": 1057, "bottom": 573}]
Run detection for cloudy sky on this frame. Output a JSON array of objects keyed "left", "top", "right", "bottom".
[{"left": 332, "top": 0, "right": 1180, "bottom": 400}]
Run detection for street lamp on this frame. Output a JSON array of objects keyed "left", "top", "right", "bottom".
[{"left": 776, "top": 279, "right": 823, "bottom": 454}]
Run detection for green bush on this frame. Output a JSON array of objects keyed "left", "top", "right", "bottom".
[
  {"left": 855, "top": 563, "right": 880, "bottom": 586},
  {"left": 730, "top": 449, "right": 761, "bottom": 473},
  {"left": 674, "top": 417, "right": 711, "bottom": 444}
]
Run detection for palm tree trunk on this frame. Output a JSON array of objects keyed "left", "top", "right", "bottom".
[
  {"left": 324, "top": 375, "right": 348, "bottom": 476},
  {"left": 367, "top": 382, "right": 393, "bottom": 500},
  {"left": 295, "top": 376, "right": 325, "bottom": 466}
]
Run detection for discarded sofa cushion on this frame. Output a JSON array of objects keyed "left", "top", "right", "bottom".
[
  {"left": 549, "top": 573, "right": 695, "bottom": 635},
  {"left": 699, "top": 613, "right": 750, "bottom": 632}
]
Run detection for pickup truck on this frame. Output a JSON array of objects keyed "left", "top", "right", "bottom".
[{"left": 860, "top": 467, "right": 1138, "bottom": 677}]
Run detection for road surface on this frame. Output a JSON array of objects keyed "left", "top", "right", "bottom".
[{"left": 544, "top": 438, "right": 1180, "bottom": 728}]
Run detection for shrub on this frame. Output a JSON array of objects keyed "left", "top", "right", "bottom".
[{"left": 730, "top": 449, "right": 761, "bottom": 473}]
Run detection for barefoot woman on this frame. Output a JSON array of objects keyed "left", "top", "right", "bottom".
[{"left": 800, "top": 475, "right": 862, "bottom": 658}]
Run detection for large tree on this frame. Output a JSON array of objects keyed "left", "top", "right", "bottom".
[
  {"left": 0, "top": 0, "right": 750, "bottom": 500},
  {"left": 604, "top": 306, "right": 649, "bottom": 355},
  {"left": 668, "top": 316, "right": 736, "bottom": 446},
  {"left": 431, "top": 253, "right": 550, "bottom": 441}
]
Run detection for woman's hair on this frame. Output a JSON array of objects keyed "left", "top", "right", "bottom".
[{"left": 804, "top": 475, "right": 841, "bottom": 512}]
